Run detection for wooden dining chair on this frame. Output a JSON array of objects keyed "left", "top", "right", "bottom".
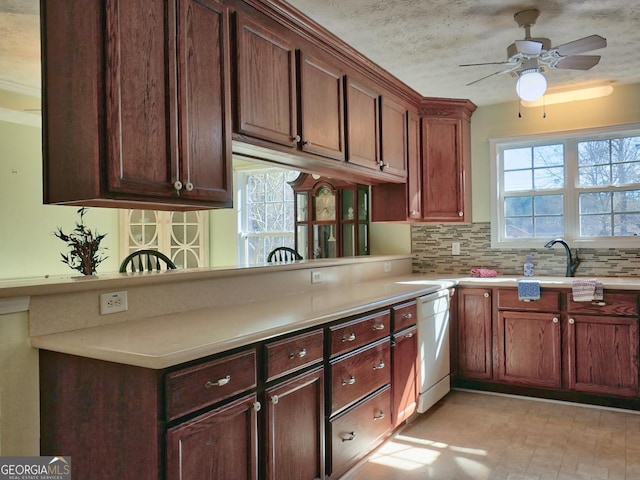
[
  {"left": 119, "top": 250, "right": 177, "bottom": 272},
  {"left": 267, "top": 246, "right": 303, "bottom": 263}
]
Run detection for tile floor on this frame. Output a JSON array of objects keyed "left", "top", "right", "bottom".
[{"left": 345, "top": 389, "right": 640, "bottom": 480}]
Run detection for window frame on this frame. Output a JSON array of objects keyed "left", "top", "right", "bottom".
[
  {"left": 236, "top": 165, "right": 299, "bottom": 265},
  {"left": 490, "top": 122, "right": 640, "bottom": 249}
]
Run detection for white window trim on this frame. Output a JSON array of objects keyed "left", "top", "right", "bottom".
[{"left": 490, "top": 122, "right": 640, "bottom": 249}]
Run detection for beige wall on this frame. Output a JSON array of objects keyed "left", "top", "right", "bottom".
[{"left": 470, "top": 82, "right": 640, "bottom": 223}]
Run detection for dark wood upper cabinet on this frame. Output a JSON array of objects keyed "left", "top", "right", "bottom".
[
  {"left": 420, "top": 99, "right": 475, "bottom": 222},
  {"left": 345, "top": 76, "right": 380, "bottom": 171},
  {"left": 41, "top": 0, "right": 232, "bottom": 210},
  {"left": 298, "top": 51, "right": 345, "bottom": 161},
  {"left": 380, "top": 96, "right": 408, "bottom": 178},
  {"left": 235, "top": 12, "right": 298, "bottom": 147}
]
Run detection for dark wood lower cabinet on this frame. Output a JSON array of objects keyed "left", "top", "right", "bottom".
[
  {"left": 264, "top": 367, "right": 325, "bottom": 480},
  {"left": 391, "top": 325, "right": 418, "bottom": 428},
  {"left": 329, "top": 386, "right": 391, "bottom": 479},
  {"left": 166, "top": 394, "right": 259, "bottom": 480},
  {"left": 496, "top": 311, "right": 561, "bottom": 389},
  {"left": 457, "top": 288, "right": 492, "bottom": 380},
  {"left": 567, "top": 314, "right": 639, "bottom": 397}
]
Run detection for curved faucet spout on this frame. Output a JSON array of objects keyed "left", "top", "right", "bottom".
[{"left": 544, "top": 238, "right": 580, "bottom": 277}]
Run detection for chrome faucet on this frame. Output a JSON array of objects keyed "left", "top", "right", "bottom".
[{"left": 544, "top": 238, "right": 580, "bottom": 277}]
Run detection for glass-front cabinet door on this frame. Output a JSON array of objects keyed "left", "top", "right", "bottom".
[{"left": 290, "top": 174, "right": 369, "bottom": 259}]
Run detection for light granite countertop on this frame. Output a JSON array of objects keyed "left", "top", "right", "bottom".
[{"left": 28, "top": 273, "right": 640, "bottom": 370}]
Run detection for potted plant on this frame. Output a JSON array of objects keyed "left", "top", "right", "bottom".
[{"left": 54, "top": 207, "right": 108, "bottom": 276}]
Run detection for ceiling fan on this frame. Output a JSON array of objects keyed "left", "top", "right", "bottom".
[{"left": 460, "top": 9, "right": 607, "bottom": 101}]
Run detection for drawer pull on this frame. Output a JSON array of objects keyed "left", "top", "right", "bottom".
[
  {"left": 592, "top": 301, "right": 607, "bottom": 306},
  {"left": 373, "top": 360, "right": 386, "bottom": 370},
  {"left": 341, "top": 432, "right": 356, "bottom": 442},
  {"left": 401, "top": 313, "right": 413, "bottom": 320},
  {"left": 204, "top": 375, "right": 230, "bottom": 388},
  {"left": 271, "top": 395, "right": 279, "bottom": 405},
  {"left": 372, "top": 323, "right": 385, "bottom": 331},
  {"left": 373, "top": 411, "right": 385, "bottom": 421},
  {"left": 288, "top": 348, "right": 307, "bottom": 359},
  {"left": 405, "top": 332, "right": 414, "bottom": 338},
  {"left": 342, "top": 333, "right": 356, "bottom": 342},
  {"left": 342, "top": 376, "right": 356, "bottom": 386}
]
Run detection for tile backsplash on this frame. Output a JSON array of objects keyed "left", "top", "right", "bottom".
[{"left": 411, "top": 222, "right": 640, "bottom": 277}]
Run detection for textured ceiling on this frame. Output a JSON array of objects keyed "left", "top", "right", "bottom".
[
  {"left": 0, "top": 0, "right": 639, "bottom": 106},
  {"left": 286, "top": 0, "right": 640, "bottom": 106}
]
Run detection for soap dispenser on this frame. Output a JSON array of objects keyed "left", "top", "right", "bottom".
[{"left": 523, "top": 254, "right": 534, "bottom": 277}]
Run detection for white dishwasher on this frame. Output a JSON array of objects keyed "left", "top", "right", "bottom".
[{"left": 417, "top": 289, "right": 451, "bottom": 413}]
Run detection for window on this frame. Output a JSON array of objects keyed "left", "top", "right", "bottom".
[
  {"left": 237, "top": 167, "right": 300, "bottom": 264},
  {"left": 491, "top": 124, "right": 640, "bottom": 248}
]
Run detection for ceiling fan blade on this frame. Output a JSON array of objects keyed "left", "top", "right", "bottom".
[
  {"left": 459, "top": 61, "right": 514, "bottom": 67},
  {"left": 466, "top": 65, "right": 520, "bottom": 86},
  {"left": 554, "top": 55, "right": 601, "bottom": 70},
  {"left": 515, "top": 40, "right": 542, "bottom": 56},
  {"left": 552, "top": 35, "right": 607, "bottom": 56}
]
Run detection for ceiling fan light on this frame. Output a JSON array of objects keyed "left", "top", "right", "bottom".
[{"left": 516, "top": 70, "right": 547, "bottom": 101}]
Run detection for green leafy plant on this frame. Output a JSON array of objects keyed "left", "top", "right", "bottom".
[{"left": 54, "top": 207, "right": 108, "bottom": 275}]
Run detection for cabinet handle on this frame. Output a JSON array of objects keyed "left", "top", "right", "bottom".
[
  {"left": 569, "top": 318, "right": 575, "bottom": 325},
  {"left": 458, "top": 211, "right": 464, "bottom": 217},
  {"left": 341, "top": 432, "right": 356, "bottom": 442},
  {"left": 373, "top": 360, "right": 385, "bottom": 370},
  {"left": 173, "top": 180, "right": 183, "bottom": 192},
  {"left": 410, "top": 210, "right": 418, "bottom": 216},
  {"left": 185, "top": 182, "right": 194, "bottom": 192},
  {"left": 380, "top": 162, "right": 389, "bottom": 169},
  {"left": 405, "top": 332, "right": 414, "bottom": 338},
  {"left": 293, "top": 134, "right": 301, "bottom": 142},
  {"left": 204, "top": 375, "right": 230, "bottom": 388},
  {"left": 401, "top": 313, "right": 413, "bottom": 320},
  {"left": 271, "top": 395, "right": 279, "bottom": 405},
  {"left": 342, "top": 375, "right": 356, "bottom": 386},
  {"left": 302, "top": 139, "right": 311, "bottom": 146},
  {"left": 552, "top": 317, "right": 559, "bottom": 323},
  {"left": 483, "top": 292, "right": 490, "bottom": 298},
  {"left": 253, "top": 401, "right": 261, "bottom": 412},
  {"left": 342, "top": 333, "right": 356, "bottom": 342},
  {"left": 373, "top": 411, "right": 385, "bottom": 421},
  {"left": 288, "top": 348, "right": 307, "bottom": 359},
  {"left": 591, "top": 301, "right": 607, "bottom": 306},
  {"left": 372, "top": 323, "right": 385, "bottom": 331}
]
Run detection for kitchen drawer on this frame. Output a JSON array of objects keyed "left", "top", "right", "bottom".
[
  {"left": 265, "top": 329, "right": 324, "bottom": 382},
  {"left": 392, "top": 300, "right": 417, "bottom": 332},
  {"left": 166, "top": 349, "right": 257, "bottom": 421},
  {"left": 330, "top": 338, "right": 390, "bottom": 415},
  {"left": 498, "top": 288, "right": 560, "bottom": 311},
  {"left": 329, "top": 385, "right": 391, "bottom": 478},
  {"left": 329, "top": 310, "right": 390, "bottom": 358},
  {"left": 567, "top": 292, "right": 638, "bottom": 316}
]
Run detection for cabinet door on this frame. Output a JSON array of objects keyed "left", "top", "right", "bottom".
[
  {"left": 299, "top": 51, "right": 345, "bottom": 160},
  {"left": 105, "top": 0, "right": 178, "bottom": 199},
  {"left": 346, "top": 77, "right": 380, "bottom": 170},
  {"left": 176, "top": 0, "right": 232, "bottom": 203},
  {"left": 496, "top": 311, "right": 561, "bottom": 388},
  {"left": 380, "top": 96, "right": 407, "bottom": 178},
  {"left": 264, "top": 368, "right": 325, "bottom": 480},
  {"left": 166, "top": 394, "right": 259, "bottom": 480},
  {"left": 392, "top": 325, "right": 418, "bottom": 428},
  {"left": 567, "top": 315, "right": 639, "bottom": 397},
  {"left": 407, "top": 112, "right": 422, "bottom": 219},
  {"left": 235, "top": 13, "right": 297, "bottom": 147},
  {"left": 421, "top": 117, "right": 465, "bottom": 221},
  {"left": 457, "top": 288, "right": 493, "bottom": 380}
]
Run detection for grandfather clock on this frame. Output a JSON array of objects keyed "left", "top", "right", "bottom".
[{"left": 289, "top": 173, "right": 369, "bottom": 259}]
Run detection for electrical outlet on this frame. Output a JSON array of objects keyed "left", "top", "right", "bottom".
[
  {"left": 452, "top": 242, "right": 461, "bottom": 256},
  {"left": 311, "top": 270, "right": 322, "bottom": 284},
  {"left": 100, "top": 291, "right": 128, "bottom": 315},
  {"left": 384, "top": 261, "right": 391, "bottom": 273}
]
